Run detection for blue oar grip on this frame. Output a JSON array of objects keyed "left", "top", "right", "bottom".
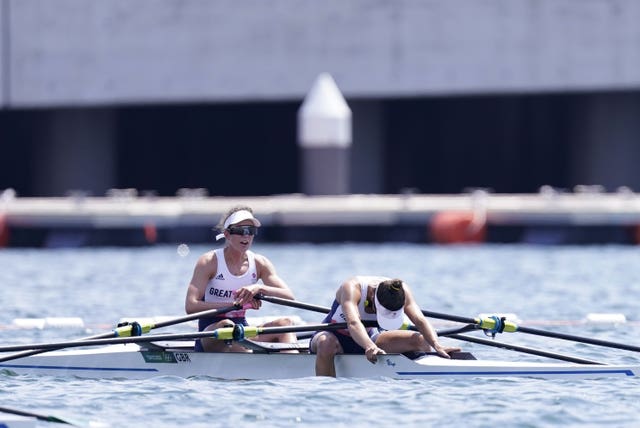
[
  {"left": 113, "top": 321, "right": 144, "bottom": 337},
  {"left": 484, "top": 315, "right": 506, "bottom": 337},
  {"left": 232, "top": 324, "right": 245, "bottom": 341},
  {"left": 130, "top": 322, "right": 142, "bottom": 336}
]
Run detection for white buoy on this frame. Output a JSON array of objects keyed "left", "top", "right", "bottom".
[
  {"left": 298, "top": 72, "right": 352, "bottom": 195},
  {"left": 12, "top": 318, "right": 46, "bottom": 330},
  {"left": 10, "top": 317, "right": 85, "bottom": 330},
  {"left": 44, "top": 317, "right": 85, "bottom": 329},
  {"left": 585, "top": 313, "right": 627, "bottom": 324}
]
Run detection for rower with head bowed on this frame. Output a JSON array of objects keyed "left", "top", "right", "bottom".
[
  {"left": 185, "top": 205, "right": 298, "bottom": 352},
  {"left": 310, "top": 276, "right": 461, "bottom": 376}
]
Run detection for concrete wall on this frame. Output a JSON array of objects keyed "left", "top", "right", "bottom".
[
  {"left": 0, "top": 0, "right": 7, "bottom": 107},
  {"left": 3, "top": 1, "right": 640, "bottom": 197},
  {"left": 3, "top": 0, "right": 640, "bottom": 108}
]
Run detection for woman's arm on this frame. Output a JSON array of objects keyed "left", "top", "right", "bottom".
[
  {"left": 233, "top": 254, "right": 295, "bottom": 304},
  {"left": 184, "top": 252, "right": 223, "bottom": 313},
  {"left": 403, "top": 285, "right": 458, "bottom": 358}
]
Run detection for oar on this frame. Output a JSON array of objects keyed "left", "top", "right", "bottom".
[
  {"left": 0, "top": 405, "right": 74, "bottom": 425},
  {"left": 0, "top": 322, "right": 377, "bottom": 353},
  {"left": 421, "top": 309, "right": 640, "bottom": 353},
  {"left": 444, "top": 334, "right": 602, "bottom": 365},
  {"left": 0, "top": 304, "right": 240, "bottom": 363},
  {"left": 208, "top": 321, "right": 379, "bottom": 341},
  {"left": 243, "top": 321, "right": 600, "bottom": 364},
  {"left": 256, "top": 295, "right": 612, "bottom": 363},
  {"left": 117, "top": 303, "right": 242, "bottom": 332},
  {"left": 256, "top": 294, "right": 330, "bottom": 314}
]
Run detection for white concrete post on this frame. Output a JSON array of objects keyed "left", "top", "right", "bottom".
[{"left": 297, "top": 73, "right": 352, "bottom": 195}]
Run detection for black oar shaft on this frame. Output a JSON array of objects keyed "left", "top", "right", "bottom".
[
  {"left": 422, "top": 310, "right": 477, "bottom": 325},
  {"left": 516, "top": 325, "right": 640, "bottom": 353},
  {"left": 260, "top": 296, "right": 640, "bottom": 357},
  {"left": 256, "top": 294, "right": 330, "bottom": 314},
  {"left": 422, "top": 309, "right": 640, "bottom": 353},
  {"left": 0, "top": 304, "right": 241, "bottom": 363},
  {"left": 0, "top": 331, "right": 222, "bottom": 352},
  {"left": 153, "top": 304, "right": 241, "bottom": 329},
  {"left": 0, "top": 405, "right": 72, "bottom": 424},
  {"left": 0, "top": 322, "right": 380, "bottom": 353},
  {"left": 447, "top": 334, "right": 602, "bottom": 365},
  {"left": 436, "top": 324, "right": 478, "bottom": 336},
  {"left": 244, "top": 321, "right": 378, "bottom": 337},
  {"left": 0, "top": 331, "right": 118, "bottom": 363}
]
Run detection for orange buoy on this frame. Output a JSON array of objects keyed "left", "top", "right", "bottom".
[
  {"left": 429, "top": 211, "right": 486, "bottom": 244},
  {"left": 0, "top": 214, "right": 8, "bottom": 247},
  {"left": 143, "top": 222, "right": 158, "bottom": 244}
]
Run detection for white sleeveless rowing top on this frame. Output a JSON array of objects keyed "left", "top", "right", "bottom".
[
  {"left": 204, "top": 248, "right": 258, "bottom": 318},
  {"left": 329, "top": 275, "right": 389, "bottom": 330}
]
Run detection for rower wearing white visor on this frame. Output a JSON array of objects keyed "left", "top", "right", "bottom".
[
  {"left": 310, "top": 276, "right": 461, "bottom": 377},
  {"left": 185, "top": 205, "right": 298, "bottom": 352}
]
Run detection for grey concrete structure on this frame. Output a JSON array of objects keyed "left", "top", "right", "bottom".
[
  {"left": 5, "top": 1, "right": 640, "bottom": 106},
  {"left": 2, "top": 1, "right": 640, "bottom": 198}
]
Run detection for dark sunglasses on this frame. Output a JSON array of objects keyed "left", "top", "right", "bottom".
[{"left": 227, "top": 225, "right": 258, "bottom": 236}]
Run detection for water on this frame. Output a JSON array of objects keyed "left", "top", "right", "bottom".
[{"left": 1, "top": 243, "right": 640, "bottom": 427}]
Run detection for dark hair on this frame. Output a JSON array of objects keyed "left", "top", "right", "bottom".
[{"left": 376, "top": 279, "right": 405, "bottom": 311}]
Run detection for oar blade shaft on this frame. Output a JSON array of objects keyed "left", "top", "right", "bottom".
[
  {"left": 0, "top": 304, "right": 242, "bottom": 363},
  {"left": 423, "top": 309, "right": 640, "bottom": 354},
  {"left": 448, "top": 334, "right": 603, "bottom": 365},
  {"left": 517, "top": 325, "right": 640, "bottom": 353},
  {"left": 0, "top": 405, "right": 73, "bottom": 425}
]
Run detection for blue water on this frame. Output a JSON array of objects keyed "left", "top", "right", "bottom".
[{"left": 1, "top": 243, "right": 640, "bottom": 427}]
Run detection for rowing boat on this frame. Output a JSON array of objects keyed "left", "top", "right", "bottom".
[
  {"left": 1, "top": 340, "right": 638, "bottom": 380},
  {"left": 2, "top": 299, "right": 639, "bottom": 381}
]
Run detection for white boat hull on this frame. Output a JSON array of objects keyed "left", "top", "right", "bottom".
[{"left": 1, "top": 343, "right": 638, "bottom": 380}]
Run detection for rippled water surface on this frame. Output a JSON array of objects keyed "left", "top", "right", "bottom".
[{"left": 1, "top": 243, "right": 640, "bottom": 427}]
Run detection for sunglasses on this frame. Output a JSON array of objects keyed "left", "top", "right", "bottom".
[{"left": 227, "top": 225, "right": 258, "bottom": 236}]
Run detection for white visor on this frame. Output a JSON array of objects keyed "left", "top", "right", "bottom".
[
  {"left": 374, "top": 291, "right": 405, "bottom": 331},
  {"left": 216, "top": 210, "right": 262, "bottom": 240}
]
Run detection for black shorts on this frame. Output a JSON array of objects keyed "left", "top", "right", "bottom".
[{"left": 194, "top": 316, "right": 248, "bottom": 352}]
